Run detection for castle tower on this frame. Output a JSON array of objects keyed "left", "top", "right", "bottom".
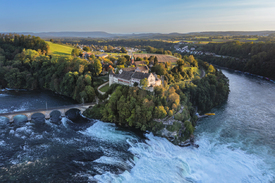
[{"left": 109, "top": 69, "right": 115, "bottom": 86}]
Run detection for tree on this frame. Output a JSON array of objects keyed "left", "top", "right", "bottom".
[
  {"left": 107, "top": 45, "right": 114, "bottom": 52},
  {"left": 116, "top": 65, "right": 125, "bottom": 70},
  {"left": 117, "top": 57, "right": 127, "bottom": 65},
  {"left": 154, "top": 56, "right": 158, "bottom": 66},
  {"left": 174, "top": 53, "right": 182, "bottom": 59},
  {"left": 71, "top": 48, "right": 80, "bottom": 57},
  {"left": 154, "top": 106, "right": 167, "bottom": 119},
  {"left": 208, "top": 64, "right": 215, "bottom": 74},
  {"left": 168, "top": 110, "right": 173, "bottom": 116},
  {"left": 184, "top": 120, "right": 194, "bottom": 137},
  {"left": 90, "top": 54, "right": 96, "bottom": 59},
  {"left": 121, "top": 47, "right": 127, "bottom": 53},
  {"left": 83, "top": 46, "right": 90, "bottom": 52},
  {"left": 103, "top": 46, "right": 108, "bottom": 52},
  {"left": 84, "top": 85, "right": 95, "bottom": 102},
  {"left": 153, "top": 64, "right": 166, "bottom": 75},
  {"left": 92, "top": 59, "right": 102, "bottom": 76},
  {"left": 149, "top": 56, "right": 155, "bottom": 61},
  {"left": 140, "top": 78, "right": 148, "bottom": 89},
  {"left": 124, "top": 55, "right": 131, "bottom": 65},
  {"left": 135, "top": 57, "right": 142, "bottom": 61}
]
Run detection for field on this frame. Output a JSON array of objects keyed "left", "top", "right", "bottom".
[
  {"left": 239, "top": 38, "right": 259, "bottom": 42},
  {"left": 162, "top": 40, "right": 181, "bottom": 43},
  {"left": 245, "top": 38, "right": 258, "bottom": 41},
  {"left": 196, "top": 41, "right": 210, "bottom": 44},
  {"left": 99, "top": 84, "right": 110, "bottom": 92},
  {"left": 98, "top": 75, "right": 109, "bottom": 81},
  {"left": 91, "top": 51, "right": 126, "bottom": 57},
  {"left": 133, "top": 53, "right": 178, "bottom": 63},
  {"left": 212, "top": 39, "right": 228, "bottom": 42},
  {"left": 46, "top": 41, "right": 74, "bottom": 56},
  {"left": 195, "top": 36, "right": 210, "bottom": 39}
]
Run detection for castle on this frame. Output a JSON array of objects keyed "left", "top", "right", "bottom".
[{"left": 109, "top": 67, "right": 162, "bottom": 91}]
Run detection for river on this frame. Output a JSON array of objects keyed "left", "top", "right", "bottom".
[{"left": 0, "top": 70, "right": 274, "bottom": 182}]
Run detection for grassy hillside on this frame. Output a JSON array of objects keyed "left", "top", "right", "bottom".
[{"left": 46, "top": 41, "right": 74, "bottom": 56}]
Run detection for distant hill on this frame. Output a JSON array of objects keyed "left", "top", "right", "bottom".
[
  {"left": 188, "top": 31, "right": 275, "bottom": 36},
  {"left": 2, "top": 31, "right": 275, "bottom": 39},
  {"left": 7, "top": 31, "right": 117, "bottom": 38},
  {"left": 35, "top": 31, "right": 117, "bottom": 38}
]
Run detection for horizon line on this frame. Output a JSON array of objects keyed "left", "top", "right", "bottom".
[{"left": 1, "top": 30, "right": 275, "bottom": 35}]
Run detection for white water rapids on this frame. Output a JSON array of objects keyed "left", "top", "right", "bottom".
[{"left": 87, "top": 123, "right": 272, "bottom": 183}]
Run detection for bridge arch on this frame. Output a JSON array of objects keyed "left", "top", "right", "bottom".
[
  {"left": 49, "top": 110, "right": 62, "bottom": 124},
  {"left": 65, "top": 108, "right": 81, "bottom": 121},
  {"left": 31, "top": 112, "right": 45, "bottom": 118},
  {"left": 31, "top": 113, "right": 46, "bottom": 124},
  {"left": 0, "top": 116, "right": 9, "bottom": 127},
  {"left": 13, "top": 114, "right": 28, "bottom": 126}
]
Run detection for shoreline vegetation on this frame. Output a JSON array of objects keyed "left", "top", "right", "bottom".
[
  {"left": 0, "top": 34, "right": 230, "bottom": 146},
  {"left": 197, "top": 41, "right": 275, "bottom": 80}
]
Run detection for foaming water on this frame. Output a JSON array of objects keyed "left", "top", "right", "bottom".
[
  {"left": 0, "top": 115, "right": 141, "bottom": 182},
  {"left": 94, "top": 133, "right": 273, "bottom": 183},
  {"left": 80, "top": 121, "right": 137, "bottom": 143}
]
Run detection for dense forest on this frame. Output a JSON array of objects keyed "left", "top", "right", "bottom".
[
  {"left": 84, "top": 56, "right": 230, "bottom": 142},
  {"left": 0, "top": 34, "right": 50, "bottom": 60},
  {"left": 0, "top": 34, "right": 103, "bottom": 103},
  {"left": 201, "top": 41, "right": 275, "bottom": 78}
]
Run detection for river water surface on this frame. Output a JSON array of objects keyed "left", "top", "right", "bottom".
[{"left": 0, "top": 70, "right": 275, "bottom": 182}]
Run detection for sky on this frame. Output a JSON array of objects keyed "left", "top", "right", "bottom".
[{"left": 1, "top": 0, "right": 275, "bottom": 33}]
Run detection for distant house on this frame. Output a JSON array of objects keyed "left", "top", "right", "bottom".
[
  {"left": 96, "top": 53, "right": 108, "bottom": 58},
  {"left": 82, "top": 52, "right": 92, "bottom": 59}
]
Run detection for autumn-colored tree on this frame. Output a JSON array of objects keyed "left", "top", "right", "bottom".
[{"left": 140, "top": 78, "right": 148, "bottom": 89}]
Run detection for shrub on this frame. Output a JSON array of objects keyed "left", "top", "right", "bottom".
[
  {"left": 83, "top": 104, "right": 103, "bottom": 119},
  {"left": 167, "top": 121, "right": 182, "bottom": 132},
  {"left": 168, "top": 110, "right": 173, "bottom": 117}
]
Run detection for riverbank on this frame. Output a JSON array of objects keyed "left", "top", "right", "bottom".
[
  {"left": 212, "top": 64, "right": 275, "bottom": 83},
  {"left": 196, "top": 54, "right": 275, "bottom": 82}
]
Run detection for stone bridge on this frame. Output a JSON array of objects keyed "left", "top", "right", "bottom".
[{"left": 0, "top": 103, "right": 95, "bottom": 123}]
